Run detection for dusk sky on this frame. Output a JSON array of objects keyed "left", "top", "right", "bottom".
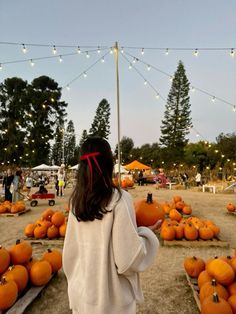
[{"left": 1, "top": 0, "right": 236, "bottom": 150}]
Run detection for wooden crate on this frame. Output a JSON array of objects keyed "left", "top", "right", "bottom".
[
  {"left": 163, "top": 236, "right": 229, "bottom": 248},
  {"left": 185, "top": 272, "right": 201, "bottom": 312},
  {"left": 0, "top": 273, "right": 57, "bottom": 314},
  {"left": 24, "top": 237, "right": 64, "bottom": 246},
  {"left": 226, "top": 211, "right": 236, "bottom": 216},
  {"left": 0, "top": 208, "right": 31, "bottom": 217}
]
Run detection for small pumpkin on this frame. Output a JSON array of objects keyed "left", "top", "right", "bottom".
[
  {"left": 59, "top": 223, "right": 67, "bottom": 237},
  {"left": 160, "top": 224, "right": 175, "bottom": 241},
  {"left": 199, "top": 279, "right": 229, "bottom": 303},
  {"left": 30, "top": 260, "right": 52, "bottom": 286},
  {"left": 228, "top": 294, "right": 236, "bottom": 313},
  {"left": 206, "top": 259, "right": 235, "bottom": 286},
  {"left": 135, "top": 193, "right": 165, "bottom": 227},
  {"left": 0, "top": 277, "right": 18, "bottom": 310},
  {"left": 198, "top": 270, "right": 213, "bottom": 289},
  {"left": 228, "top": 282, "right": 236, "bottom": 296},
  {"left": 226, "top": 203, "right": 236, "bottom": 212},
  {"left": 184, "top": 256, "right": 205, "bottom": 278},
  {"left": 201, "top": 292, "right": 233, "bottom": 314},
  {"left": 184, "top": 223, "right": 198, "bottom": 240},
  {"left": 169, "top": 209, "right": 182, "bottom": 222},
  {"left": 41, "top": 208, "right": 55, "bottom": 221},
  {"left": 173, "top": 196, "right": 182, "bottom": 203},
  {"left": 173, "top": 224, "right": 184, "bottom": 239},
  {"left": 34, "top": 224, "right": 47, "bottom": 239},
  {"left": 199, "top": 226, "right": 214, "bottom": 240},
  {"left": 51, "top": 211, "right": 65, "bottom": 227},
  {"left": 0, "top": 245, "right": 10, "bottom": 274},
  {"left": 3, "top": 265, "right": 28, "bottom": 293},
  {"left": 182, "top": 205, "right": 192, "bottom": 215},
  {"left": 9, "top": 239, "right": 32, "bottom": 265},
  {"left": 47, "top": 225, "right": 59, "bottom": 239},
  {"left": 42, "top": 249, "right": 62, "bottom": 273},
  {"left": 24, "top": 223, "right": 36, "bottom": 238}
]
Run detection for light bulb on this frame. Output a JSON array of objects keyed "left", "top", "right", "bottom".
[
  {"left": 120, "top": 47, "right": 124, "bottom": 54},
  {"left": 141, "top": 48, "right": 144, "bottom": 55},
  {"left": 147, "top": 65, "right": 151, "bottom": 71},
  {"left": 110, "top": 47, "right": 113, "bottom": 54},
  {"left": 101, "top": 57, "right": 105, "bottom": 63},
  {"left": 233, "top": 106, "right": 236, "bottom": 112},
  {"left": 169, "top": 76, "right": 173, "bottom": 82},
  {"left": 52, "top": 45, "right": 57, "bottom": 55},
  {"left": 144, "top": 80, "right": 147, "bottom": 85},
  {"left": 155, "top": 93, "right": 160, "bottom": 99},
  {"left": 30, "top": 59, "right": 35, "bottom": 67},
  {"left": 230, "top": 48, "right": 235, "bottom": 57},
  {"left": 196, "top": 133, "right": 200, "bottom": 137},
  {"left": 77, "top": 46, "right": 81, "bottom": 54},
  {"left": 59, "top": 55, "right": 63, "bottom": 63},
  {"left": 86, "top": 51, "right": 90, "bottom": 58},
  {"left": 83, "top": 72, "right": 87, "bottom": 78},
  {"left": 66, "top": 85, "right": 70, "bottom": 91},
  {"left": 191, "top": 86, "right": 195, "bottom": 92},
  {"left": 165, "top": 48, "right": 169, "bottom": 55},
  {"left": 129, "top": 63, "right": 132, "bottom": 69},
  {"left": 194, "top": 49, "right": 198, "bottom": 56},
  {"left": 132, "top": 57, "right": 136, "bottom": 63},
  {"left": 211, "top": 96, "right": 216, "bottom": 102},
  {"left": 97, "top": 46, "right": 101, "bottom": 54},
  {"left": 0, "top": 63, "right": 2, "bottom": 70},
  {"left": 22, "top": 44, "right": 27, "bottom": 53}
]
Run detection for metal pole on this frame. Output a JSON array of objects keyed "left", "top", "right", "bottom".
[
  {"left": 115, "top": 42, "right": 121, "bottom": 184},
  {"left": 62, "top": 128, "right": 65, "bottom": 165}
]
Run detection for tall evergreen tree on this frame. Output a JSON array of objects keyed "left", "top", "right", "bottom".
[
  {"left": 79, "top": 129, "right": 88, "bottom": 148},
  {"left": 159, "top": 61, "right": 192, "bottom": 162},
  {"left": 89, "top": 99, "right": 110, "bottom": 139},
  {"left": 64, "top": 120, "right": 76, "bottom": 166},
  {"left": 51, "top": 124, "right": 63, "bottom": 165}
]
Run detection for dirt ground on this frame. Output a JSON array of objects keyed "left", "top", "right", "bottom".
[{"left": 1, "top": 185, "right": 236, "bottom": 314}]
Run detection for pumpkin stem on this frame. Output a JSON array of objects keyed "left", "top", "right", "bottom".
[
  {"left": 0, "top": 277, "right": 7, "bottom": 285},
  {"left": 47, "top": 249, "right": 52, "bottom": 253},
  {"left": 192, "top": 256, "right": 197, "bottom": 260},
  {"left": 16, "top": 239, "right": 21, "bottom": 245},
  {"left": 211, "top": 279, "right": 217, "bottom": 286},
  {"left": 146, "top": 193, "right": 153, "bottom": 204},
  {"left": 212, "top": 292, "right": 220, "bottom": 303},
  {"left": 227, "top": 256, "right": 232, "bottom": 259}
]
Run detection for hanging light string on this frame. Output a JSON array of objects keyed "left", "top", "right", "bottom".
[
  {"left": 0, "top": 47, "right": 109, "bottom": 67},
  {"left": 0, "top": 41, "right": 109, "bottom": 49},
  {"left": 190, "top": 126, "right": 209, "bottom": 143},
  {"left": 62, "top": 51, "right": 110, "bottom": 89},
  {"left": 122, "top": 50, "right": 236, "bottom": 111},
  {"left": 120, "top": 52, "right": 166, "bottom": 102}
]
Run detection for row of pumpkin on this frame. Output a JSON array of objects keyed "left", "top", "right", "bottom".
[
  {"left": 0, "top": 200, "right": 26, "bottom": 214},
  {"left": 184, "top": 252, "right": 236, "bottom": 314},
  {"left": 0, "top": 240, "right": 62, "bottom": 310}
]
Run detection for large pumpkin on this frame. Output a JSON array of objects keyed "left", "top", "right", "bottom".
[
  {"left": 9, "top": 239, "right": 32, "bottom": 265},
  {"left": 0, "top": 245, "right": 10, "bottom": 274},
  {"left": 201, "top": 292, "right": 233, "bottom": 314},
  {"left": 135, "top": 193, "right": 165, "bottom": 227},
  {"left": 0, "top": 277, "right": 18, "bottom": 310},
  {"left": 206, "top": 259, "right": 235, "bottom": 286},
  {"left": 199, "top": 279, "right": 229, "bottom": 303},
  {"left": 3, "top": 265, "right": 28, "bottom": 293},
  {"left": 198, "top": 270, "right": 213, "bottom": 289},
  {"left": 30, "top": 260, "right": 52, "bottom": 286},
  {"left": 42, "top": 249, "right": 62, "bottom": 273}
]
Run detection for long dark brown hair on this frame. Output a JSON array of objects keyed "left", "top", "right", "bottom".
[{"left": 71, "top": 136, "right": 121, "bottom": 221}]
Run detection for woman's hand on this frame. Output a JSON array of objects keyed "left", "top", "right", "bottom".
[{"left": 147, "top": 219, "right": 163, "bottom": 232}]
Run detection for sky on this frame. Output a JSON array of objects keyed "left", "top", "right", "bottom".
[{"left": 0, "top": 0, "right": 236, "bottom": 150}]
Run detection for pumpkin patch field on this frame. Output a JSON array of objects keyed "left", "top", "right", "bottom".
[{"left": 1, "top": 185, "right": 236, "bottom": 314}]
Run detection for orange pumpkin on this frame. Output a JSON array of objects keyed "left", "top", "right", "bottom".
[
  {"left": 3, "top": 265, "right": 28, "bottom": 293},
  {"left": 206, "top": 259, "right": 235, "bottom": 286},
  {"left": 199, "top": 226, "right": 214, "bottom": 240},
  {"left": 182, "top": 205, "right": 192, "bottom": 215},
  {"left": 9, "top": 239, "right": 32, "bottom": 265},
  {"left": 208, "top": 223, "right": 220, "bottom": 237},
  {"left": 0, "top": 204, "right": 7, "bottom": 214},
  {"left": 0, "top": 245, "right": 10, "bottom": 274},
  {"left": 59, "top": 223, "right": 67, "bottom": 237},
  {"left": 169, "top": 209, "right": 182, "bottom": 222},
  {"left": 173, "top": 196, "right": 182, "bottom": 203},
  {"left": 228, "top": 294, "right": 236, "bottom": 313},
  {"left": 175, "top": 201, "right": 185, "bottom": 211},
  {"left": 34, "top": 224, "right": 47, "bottom": 239},
  {"left": 42, "top": 249, "right": 62, "bottom": 273},
  {"left": 160, "top": 224, "right": 175, "bottom": 241},
  {"left": 173, "top": 224, "right": 184, "bottom": 239},
  {"left": 220, "top": 256, "right": 233, "bottom": 266},
  {"left": 184, "top": 223, "right": 198, "bottom": 240},
  {"left": 0, "top": 277, "right": 18, "bottom": 310},
  {"left": 24, "top": 223, "right": 36, "bottom": 238},
  {"left": 47, "top": 225, "right": 59, "bottom": 239},
  {"left": 30, "top": 260, "right": 52, "bottom": 286},
  {"left": 51, "top": 211, "right": 65, "bottom": 227},
  {"left": 228, "top": 282, "right": 236, "bottom": 296},
  {"left": 184, "top": 256, "right": 205, "bottom": 278},
  {"left": 198, "top": 270, "right": 213, "bottom": 289},
  {"left": 200, "top": 279, "right": 229, "bottom": 303},
  {"left": 24, "top": 257, "right": 38, "bottom": 274},
  {"left": 135, "top": 193, "right": 165, "bottom": 227},
  {"left": 226, "top": 203, "right": 236, "bottom": 212},
  {"left": 41, "top": 208, "right": 55, "bottom": 221},
  {"left": 201, "top": 293, "right": 233, "bottom": 314},
  {"left": 231, "top": 257, "right": 236, "bottom": 272}
]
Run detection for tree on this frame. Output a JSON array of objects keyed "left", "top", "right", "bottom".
[
  {"left": 64, "top": 120, "right": 76, "bottom": 166},
  {"left": 89, "top": 99, "right": 110, "bottom": 139},
  {"left": 79, "top": 129, "right": 88, "bottom": 148},
  {"left": 51, "top": 124, "right": 63, "bottom": 166},
  {"left": 114, "top": 136, "right": 134, "bottom": 163},
  {"left": 216, "top": 132, "right": 236, "bottom": 161},
  {"left": 159, "top": 61, "right": 192, "bottom": 163}
]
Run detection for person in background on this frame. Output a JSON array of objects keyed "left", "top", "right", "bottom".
[
  {"left": 12, "top": 169, "right": 23, "bottom": 202},
  {"left": 54, "top": 174, "right": 59, "bottom": 196},
  {"left": 2, "top": 169, "right": 14, "bottom": 202},
  {"left": 138, "top": 169, "right": 144, "bottom": 186},
  {"left": 195, "top": 172, "right": 202, "bottom": 186},
  {"left": 63, "top": 136, "right": 161, "bottom": 314},
  {"left": 58, "top": 165, "right": 66, "bottom": 197},
  {"left": 25, "top": 172, "right": 33, "bottom": 197}
]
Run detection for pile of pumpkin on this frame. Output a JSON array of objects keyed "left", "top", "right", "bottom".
[
  {"left": 160, "top": 216, "right": 220, "bottom": 241},
  {"left": 24, "top": 208, "right": 67, "bottom": 239},
  {"left": 0, "top": 240, "right": 62, "bottom": 310},
  {"left": 226, "top": 203, "right": 236, "bottom": 213},
  {"left": 160, "top": 195, "right": 193, "bottom": 216},
  {"left": 184, "top": 252, "right": 236, "bottom": 313},
  {"left": 113, "top": 177, "right": 134, "bottom": 189},
  {"left": 0, "top": 200, "right": 26, "bottom": 214}
]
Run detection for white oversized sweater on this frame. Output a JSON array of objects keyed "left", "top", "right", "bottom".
[{"left": 63, "top": 189, "right": 159, "bottom": 314}]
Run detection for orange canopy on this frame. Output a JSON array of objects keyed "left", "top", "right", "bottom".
[{"left": 124, "top": 160, "right": 151, "bottom": 170}]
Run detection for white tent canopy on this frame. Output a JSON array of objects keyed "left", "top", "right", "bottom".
[
  {"left": 69, "top": 164, "right": 79, "bottom": 170},
  {"left": 114, "top": 163, "right": 129, "bottom": 174},
  {"left": 32, "top": 164, "right": 60, "bottom": 171}
]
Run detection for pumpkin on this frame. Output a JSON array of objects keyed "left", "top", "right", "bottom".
[
  {"left": 206, "top": 259, "right": 235, "bottom": 286},
  {"left": 24, "top": 223, "right": 36, "bottom": 238},
  {"left": 39, "top": 220, "right": 52, "bottom": 229},
  {"left": 34, "top": 224, "right": 47, "bottom": 239},
  {"left": 160, "top": 224, "right": 175, "bottom": 241},
  {"left": 9, "top": 239, "right": 32, "bottom": 265},
  {"left": 51, "top": 211, "right": 65, "bottom": 227},
  {"left": 199, "top": 226, "right": 214, "bottom": 240},
  {"left": 3, "top": 265, "right": 28, "bottom": 293},
  {"left": 198, "top": 270, "right": 213, "bottom": 289},
  {"left": 161, "top": 203, "right": 171, "bottom": 214},
  {"left": 231, "top": 257, "right": 236, "bottom": 272},
  {"left": 10, "top": 204, "right": 19, "bottom": 213},
  {"left": 200, "top": 279, "right": 229, "bottom": 303},
  {"left": 208, "top": 223, "right": 220, "bottom": 237},
  {"left": 201, "top": 293, "right": 233, "bottom": 314},
  {"left": 59, "top": 223, "right": 67, "bottom": 237},
  {"left": 0, "top": 277, "right": 18, "bottom": 310},
  {"left": 173, "top": 196, "right": 182, "bottom": 203},
  {"left": 182, "top": 205, "right": 192, "bottom": 215},
  {"left": 226, "top": 203, "right": 236, "bottom": 212},
  {"left": 228, "top": 282, "right": 236, "bottom": 296},
  {"left": 41, "top": 208, "right": 55, "bottom": 221},
  {"left": 169, "top": 209, "right": 182, "bottom": 222},
  {"left": 0, "top": 204, "right": 7, "bottom": 214},
  {"left": 47, "top": 225, "right": 59, "bottom": 239},
  {"left": 0, "top": 245, "right": 10, "bottom": 274},
  {"left": 173, "top": 224, "right": 184, "bottom": 239},
  {"left": 175, "top": 201, "right": 185, "bottom": 211},
  {"left": 42, "top": 249, "right": 62, "bottom": 273},
  {"left": 24, "top": 257, "right": 38, "bottom": 274},
  {"left": 228, "top": 295, "right": 236, "bottom": 313},
  {"left": 135, "top": 193, "right": 165, "bottom": 227},
  {"left": 184, "top": 223, "right": 198, "bottom": 240},
  {"left": 220, "top": 256, "right": 233, "bottom": 266},
  {"left": 184, "top": 256, "right": 205, "bottom": 278},
  {"left": 30, "top": 260, "right": 52, "bottom": 286}
]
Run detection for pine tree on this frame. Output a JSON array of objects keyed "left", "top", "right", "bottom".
[
  {"left": 51, "top": 124, "right": 63, "bottom": 165},
  {"left": 79, "top": 129, "right": 88, "bottom": 148},
  {"left": 159, "top": 61, "right": 192, "bottom": 162},
  {"left": 64, "top": 120, "right": 76, "bottom": 166},
  {"left": 89, "top": 99, "right": 110, "bottom": 139}
]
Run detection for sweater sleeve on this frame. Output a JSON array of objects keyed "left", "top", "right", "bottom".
[{"left": 112, "top": 191, "right": 159, "bottom": 276}]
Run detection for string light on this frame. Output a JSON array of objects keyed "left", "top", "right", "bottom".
[
  {"left": 110, "top": 47, "right": 113, "bottom": 54},
  {"left": 141, "top": 48, "right": 144, "bottom": 55},
  {"left": 165, "top": 48, "right": 169, "bottom": 55},
  {"left": 52, "top": 45, "right": 57, "bottom": 55},
  {"left": 77, "top": 46, "right": 81, "bottom": 54},
  {"left": 233, "top": 106, "right": 236, "bottom": 112},
  {"left": 194, "top": 49, "right": 199, "bottom": 57},
  {"left": 169, "top": 76, "right": 173, "bottom": 82},
  {"left": 155, "top": 93, "right": 160, "bottom": 99},
  {"left": 83, "top": 72, "right": 87, "bottom": 78},
  {"left": 191, "top": 86, "right": 195, "bottom": 92},
  {"left": 120, "top": 47, "right": 124, "bottom": 54},
  {"left": 101, "top": 57, "right": 105, "bottom": 63},
  {"left": 211, "top": 96, "right": 216, "bottom": 102},
  {"left": 144, "top": 80, "right": 147, "bottom": 85},
  {"left": 96, "top": 46, "right": 101, "bottom": 54},
  {"left": 230, "top": 48, "right": 235, "bottom": 57},
  {"left": 59, "top": 55, "right": 63, "bottom": 63},
  {"left": 147, "top": 65, "right": 151, "bottom": 71},
  {"left": 0, "top": 63, "right": 2, "bottom": 70},
  {"left": 30, "top": 59, "right": 35, "bottom": 67},
  {"left": 66, "top": 85, "right": 70, "bottom": 90},
  {"left": 86, "top": 51, "right": 90, "bottom": 58},
  {"left": 132, "top": 57, "right": 137, "bottom": 63},
  {"left": 22, "top": 44, "right": 27, "bottom": 53},
  {"left": 129, "top": 63, "right": 132, "bottom": 69}
]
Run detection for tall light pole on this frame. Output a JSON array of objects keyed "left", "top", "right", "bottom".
[
  {"left": 115, "top": 42, "right": 121, "bottom": 183},
  {"left": 62, "top": 127, "right": 65, "bottom": 165}
]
